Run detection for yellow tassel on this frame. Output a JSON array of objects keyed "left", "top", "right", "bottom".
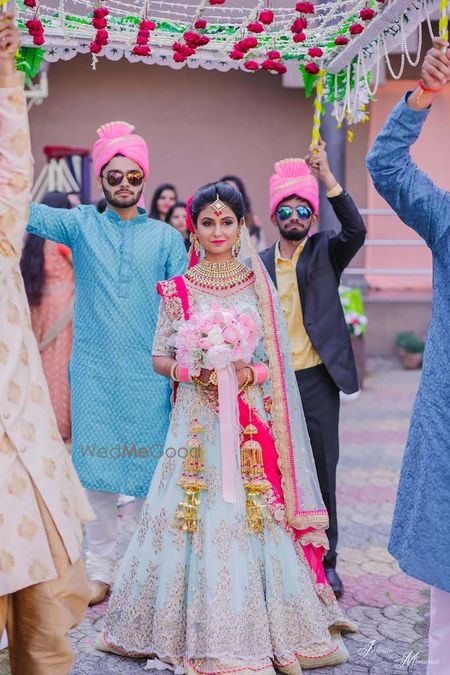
[
  {"left": 245, "top": 489, "right": 266, "bottom": 534},
  {"left": 175, "top": 416, "right": 207, "bottom": 533},
  {"left": 310, "top": 70, "right": 325, "bottom": 151},
  {"left": 189, "top": 418, "right": 203, "bottom": 435},
  {"left": 439, "top": 0, "right": 449, "bottom": 42},
  {"left": 242, "top": 422, "right": 258, "bottom": 436},
  {"left": 240, "top": 420, "right": 270, "bottom": 532},
  {"left": 175, "top": 486, "right": 205, "bottom": 533}
]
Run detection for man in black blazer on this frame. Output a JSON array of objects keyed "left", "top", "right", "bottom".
[{"left": 260, "top": 141, "right": 366, "bottom": 597}]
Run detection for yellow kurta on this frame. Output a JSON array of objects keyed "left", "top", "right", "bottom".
[
  {"left": 275, "top": 240, "right": 322, "bottom": 371},
  {"left": 0, "top": 72, "right": 94, "bottom": 597}
]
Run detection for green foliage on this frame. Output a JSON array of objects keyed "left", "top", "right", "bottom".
[
  {"left": 299, "top": 63, "right": 318, "bottom": 98},
  {"left": 15, "top": 47, "right": 44, "bottom": 85},
  {"left": 326, "top": 58, "right": 357, "bottom": 104},
  {"left": 395, "top": 332, "right": 425, "bottom": 354},
  {"left": 325, "top": 14, "right": 355, "bottom": 50}
]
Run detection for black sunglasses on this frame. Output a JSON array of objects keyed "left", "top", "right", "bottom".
[
  {"left": 102, "top": 169, "right": 145, "bottom": 187},
  {"left": 276, "top": 205, "right": 313, "bottom": 221}
]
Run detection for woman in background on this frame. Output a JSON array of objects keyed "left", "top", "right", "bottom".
[
  {"left": 149, "top": 182, "right": 177, "bottom": 221},
  {"left": 166, "top": 200, "right": 189, "bottom": 250},
  {"left": 21, "top": 191, "right": 74, "bottom": 441},
  {"left": 221, "top": 174, "right": 267, "bottom": 251}
]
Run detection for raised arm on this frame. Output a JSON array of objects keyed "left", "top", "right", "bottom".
[
  {"left": 327, "top": 192, "right": 366, "bottom": 275},
  {"left": 0, "top": 19, "right": 33, "bottom": 257},
  {"left": 366, "top": 37, "right": 450, "bottom": 249},
  {"left": 305, "top": 140, "right": 366, "bottom": 274}
]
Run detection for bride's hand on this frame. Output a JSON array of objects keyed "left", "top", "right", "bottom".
[
  {"left": 234, "top": 360, "right": 250, "bottom": 371},
  {"left": 198, "top": 368, "right": 214, "bottom": 385},
  {"left": 236, "top": 366, "right": 252, "bottom": 389}
]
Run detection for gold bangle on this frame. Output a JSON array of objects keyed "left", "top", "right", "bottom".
[
  {"left": 326, "top": 183, "right": 343, "bottom": 199},
  {"left": 239, "top": 367, "right": 252, "bottom": 392},
  {"left": 170, "top": 362, "right": 179, "bottom": 382},
  {"left": 192, "top": 375, "right": 208, "bottom": 387},
  {"left": 248, "top": 366, "right": 257, "bottom": 387},
  {"left": 193, "top": 371, "right": 218, "bottom": 387}
]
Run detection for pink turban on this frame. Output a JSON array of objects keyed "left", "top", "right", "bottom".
[
  {"left": 92, "top": 121, "right": 149, "bottom": 178},
  {"left": 269, "top": 158, "right": 319, "bottom": 215}
]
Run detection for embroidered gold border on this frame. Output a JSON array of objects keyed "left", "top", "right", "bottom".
[
  {"left": 252, "top": 256, "right": 299, "bottom": 528},
  {"left": 250, "top": 242, "right": 328, "bottom": 533},
  {"left": 157, "top": 279, "right": 185, "bottom": 321}
]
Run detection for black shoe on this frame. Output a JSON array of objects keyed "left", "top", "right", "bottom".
[{"left": 324, "top": 567, "right": 344, "bottom": 599}]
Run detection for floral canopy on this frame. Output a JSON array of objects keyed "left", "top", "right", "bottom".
[{"left": 14, "top": 0, "right": 445, "bottom": 130}]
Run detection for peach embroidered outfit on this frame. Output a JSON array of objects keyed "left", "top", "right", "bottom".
[{"left": 0, "top": 71, "right": 93, "bottom": 674}]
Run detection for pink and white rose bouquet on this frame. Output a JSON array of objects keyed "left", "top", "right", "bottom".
[{"left": 173, "top": 302, "right": 261, "bottom": 376}]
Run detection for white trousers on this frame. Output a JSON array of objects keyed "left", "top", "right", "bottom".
[
  {"left": 427, "top": 587, "right": 450, "bottom": 674},
  {"left": 84, "top": 490, "right": 144, "bottom": 585}
]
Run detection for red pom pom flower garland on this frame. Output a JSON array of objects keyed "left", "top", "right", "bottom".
[{"left": 90, "top": 5, "right": 109, "bottom": 54}]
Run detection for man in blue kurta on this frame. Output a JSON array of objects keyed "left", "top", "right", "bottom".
[
  {"left": 367, "top": 37, "right": 450, "bottom": 674},
  {"left": 27, "top": 121, "right": 187, "bottom": 604}
]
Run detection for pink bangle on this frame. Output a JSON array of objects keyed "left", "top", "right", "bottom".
[
  {"left": 177, "top": 366, "right": 190, "bottom": 383},
  {"left": 252, "top": 363, "right": 269, "bottom": 385}
]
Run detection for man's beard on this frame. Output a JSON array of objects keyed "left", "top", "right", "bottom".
[
  {"left": 103, "top": 186, "right": 143, "bottom": 209},
  {"left": 278, "top": 222, "right": 311, "bottom": 241}
]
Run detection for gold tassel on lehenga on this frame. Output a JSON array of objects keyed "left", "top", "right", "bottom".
[
  {"left": 241, "top": 414, "right": 270, "bottom": 534},
  {"left": 175, "top": 414, "right": 207, "bottom": 533}
]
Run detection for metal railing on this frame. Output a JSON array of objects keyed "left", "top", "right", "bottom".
[{"left": 343, "top": 208, "right": 431, "bottom": 277}]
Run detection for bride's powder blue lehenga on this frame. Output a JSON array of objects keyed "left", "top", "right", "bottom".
[{"left": 99, "top": 231, "right": 356, "bottom": 674}]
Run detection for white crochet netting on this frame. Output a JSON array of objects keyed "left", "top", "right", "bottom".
[{"left": 17, "top": 0, "right": 441, "bottom": 119}]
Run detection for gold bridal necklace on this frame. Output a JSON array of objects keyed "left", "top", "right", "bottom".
[{"left": 185, "top": 258, "right": 254, "bottom": 291}]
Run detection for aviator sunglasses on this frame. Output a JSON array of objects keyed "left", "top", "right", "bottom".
[
  {"left": 276, "top": 205, "right": 313, "bottom": 221},
  {"left": 102, "top": 169, "right": 145, "bottom": 188}
]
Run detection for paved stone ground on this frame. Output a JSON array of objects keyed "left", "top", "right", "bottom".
[{"left": 0, "top": 361, "right": 431, "bottom": 674}]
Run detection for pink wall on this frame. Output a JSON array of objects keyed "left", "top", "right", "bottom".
[
  {"left": 365, "top": 80, "right": 450, "bottom": 290},
  {"left": 29, "top": 55, "right": 368, "bottom": 247}
]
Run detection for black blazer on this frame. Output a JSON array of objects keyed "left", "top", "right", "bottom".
[{"left": 260, "top": 191, "right": 366, "bottom": 394}]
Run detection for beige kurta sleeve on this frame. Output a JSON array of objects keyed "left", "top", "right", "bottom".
[
  {"left": 0, "top": 71, "right": 94, "bottom": 597},
  {"left": 0, "top": 71, "right": 33, "bottom": 257}
]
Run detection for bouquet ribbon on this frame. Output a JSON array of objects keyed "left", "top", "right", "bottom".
[{"left": 217, "top": 364, "right": 240, "bottom": 504}]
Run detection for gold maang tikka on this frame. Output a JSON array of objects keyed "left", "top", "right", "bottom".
[{"left": 211, "top": 193, "right": 226, "bottom": 216}]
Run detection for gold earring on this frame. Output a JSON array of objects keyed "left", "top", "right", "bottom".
[
  {"left": 232, "top": 231, "right": 241, "bottom": 257},
  {"left": 191, "top": 232, "right": 201, "bottom": 256}
]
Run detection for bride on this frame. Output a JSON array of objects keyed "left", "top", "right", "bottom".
[{"left": 97, "top": 181, "right": 356, "bottom": 673}]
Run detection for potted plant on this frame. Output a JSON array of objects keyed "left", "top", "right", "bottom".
[
  {"left": 339, "top": 286, "right": 367, "bottom": 389},
  {"left": 395, "top": 332, "right": 425, "bottom": 369}
]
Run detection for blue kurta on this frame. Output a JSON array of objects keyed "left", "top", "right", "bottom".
[
  {"left": 367, "top": 97, "right": 450, "bottom": 593},
  {"left": 27, "top": 205, "right": 187, "bottom": 497}
]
